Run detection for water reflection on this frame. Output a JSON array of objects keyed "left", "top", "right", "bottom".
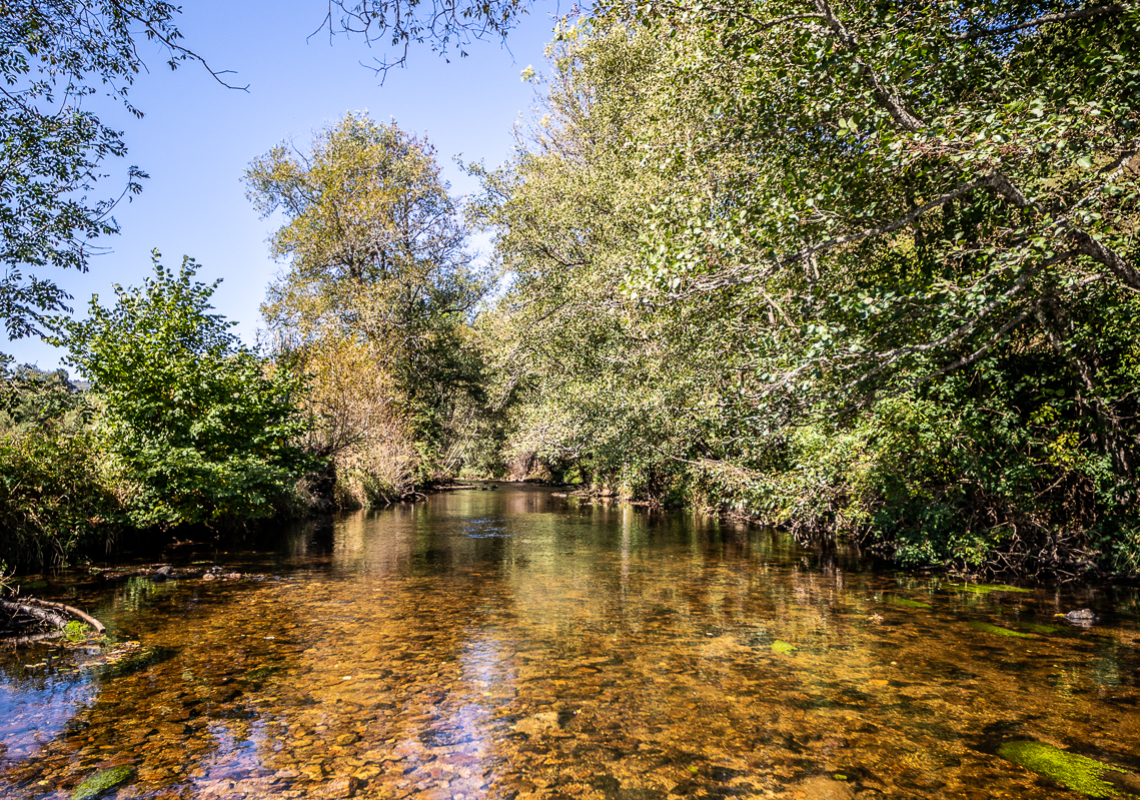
[{"left": 1, "top": 486, "right": 1139, "bottom": 799}]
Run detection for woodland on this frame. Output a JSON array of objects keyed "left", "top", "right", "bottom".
[{"left": 1, "top": 0, "right": 1139, "bottom": 580}]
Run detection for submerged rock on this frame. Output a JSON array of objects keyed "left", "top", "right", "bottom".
[
  {"left": 1056, "top": 609, "right": 1099, "bottom": 626},
  {"left": 884, "top": 596, "right": 931, "bottom": 609},
  {"left": 72, "top": 766, "right": 134, "bottom": 800},
  {"left": 949, "top": 583, "right": 1032, "bottom": 595},
  {"left": 967, "top": 621, "right": 1034, "bottom": 639},
  {"left": 998, "top": 740, "right": 1129, "bottom": 798},
  {"left": 789, "top": 775, "right": 855, "bottom": 800}
]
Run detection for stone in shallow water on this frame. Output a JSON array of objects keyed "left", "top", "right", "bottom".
[
  {"left": 998, "top": 740, "right": 1131, "bottom": 798},
  {"left": 884, "top": 596, "right": 931, "bottom": 609},
  {"left": 72, "top": 766, "right": 134, "bottom": 800},
  {"left": 967, "top": 621, "right": 1034, "bottom": 639},
  {"left": 514, "top": 711, "right": 560, "bottom": 735},
  {"left": 790, "top": 775, "right": 855, "bottom": 800}
]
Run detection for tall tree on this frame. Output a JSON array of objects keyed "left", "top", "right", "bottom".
[
  {"left": 246, "top": 113, "right": 487, "bottom": 492},
  {"left": 475, "top": 6, "right": 1140, "bottom": 575}
]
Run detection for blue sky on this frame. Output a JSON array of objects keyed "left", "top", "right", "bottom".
[{"left": 8, "top": 0, "right": 556, "bottom": 370}]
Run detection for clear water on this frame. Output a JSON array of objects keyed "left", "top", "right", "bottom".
[{"left": 2, "top": 485, "right": 1139, "bottom": 799}]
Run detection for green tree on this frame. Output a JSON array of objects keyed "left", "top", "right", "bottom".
[
  {"left": 0, "top": 1, "right": 236, "bottom": 341},
  {"left": 0, "top": 359, "right": 116, "bottom": 572},
  {"left": 473, "top": 7, "right": 1140, "bottom": 575},
  {"left": 245, "top": 113, "right": 488, "bottom": 490},
  {"left": 53, "top": 253, "right": 313, "bottom": 528},
  {"left": 609, "top": 0, "right": 1140, "bottom": 568}
]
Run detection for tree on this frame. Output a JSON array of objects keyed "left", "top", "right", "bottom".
[
  {"left": 245, "top": 112, "right": 488, "bottom": 492},
  {"left": 606, "top": 0, "right": 1140, "bottom": 567},
  {"left": 619, "top": 0, "right": 1140, "bottom": 425},
  {"left": 0, "top": 0, "right": 238, "bottom": 341},
  {"left": 470, "top": 6, "right": 1140, "bottom": 575},
  {"left": 53, "top": 253, "right": 313, "bottom": 528},
  {"left": 0, "top": 360, "right": 114, "bottom": 571},
  {"left": 467, "top": 22, "right": 731, "bottom": 491}
]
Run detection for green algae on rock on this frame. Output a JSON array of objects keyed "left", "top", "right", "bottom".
[
  {"left": 73, "top": 766, "right": 134, "bottom": 800},
  {"left": 771, "top": 640, "right": 797, "bottom": 654},
  {"left": 1016, "top": 621, "right": 1064, "bottom": 634},
  {"left": 968, "top": 621, "right": 1034, "bottom": 638},
  {"left": 998, "top": 741, "right": 1133, "bottom": 798},
  {"left": 884, "top": 596, "right": 932, "bottom": 609},
  {"left": 949, "top": 583, "right": 1032, "bottom": 595}
]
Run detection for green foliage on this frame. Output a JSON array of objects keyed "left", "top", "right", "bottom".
[
  {"left": 469, "top": 7, "right": 1140, "bottom": 576},
  {"left": 0, "top": 418, "right": 120, "bottom": 570},
  {"left": 246, "top": 113, "right": 489, "bottom": 496},
  {"left": 0, "top": 360, "right": 91, "bottom": 432},
  {"left": 53, "top": 253, "right": 314, "bottom": 528},
  {"left": 63, "top": 620, "right": 91, "bottom": 642},
  {"left": 0, "top": 1, "right": 205, "bottom": 339},
  {"left": 0, "top": 358, "right": 119, "bottom": 570}
]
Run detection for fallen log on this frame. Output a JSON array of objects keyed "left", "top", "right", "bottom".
[
  {"left": 0, "top": 630, "right": 62, "bottom": 646},
  {"left": 0, "top": 597, "right": 106, "bottom": 635}
]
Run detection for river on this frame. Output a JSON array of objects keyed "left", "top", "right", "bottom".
[{"left": 2, "top": 485, "right": 1139, "bottom": 799}]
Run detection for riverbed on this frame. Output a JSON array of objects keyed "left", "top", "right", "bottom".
[{"left": 2, "top": 485, "right": 1139, "bottom": 799}]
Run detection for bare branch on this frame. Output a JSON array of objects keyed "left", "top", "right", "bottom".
[{"left": 952, "top": 3, "right": 1129, "bottom": 40}]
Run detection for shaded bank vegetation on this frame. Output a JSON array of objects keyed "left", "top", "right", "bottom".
[
  {"left": 465, "top": 1, "right": 1140, "bottom": 580},
  {"left": 2, "top": 0, "right": 1139, "bottom": 581}
]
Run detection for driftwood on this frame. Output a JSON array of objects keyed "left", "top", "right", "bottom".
[
  {"left": 0, "top": 597, "right": 106, "bottom": 635},
  {"left": 0, "top": 630, "right": 63, "bottom": 646}
]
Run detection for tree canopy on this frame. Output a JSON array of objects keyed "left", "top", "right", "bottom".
[
  {"left": 246, "top": 113, "right": 489, "bottom": 497},
  {"left": 471, "top": 2, "right": 1140, "bottom": 576},
  {"left": 0, "top": 0, "right": 238, "bottom": 341}
]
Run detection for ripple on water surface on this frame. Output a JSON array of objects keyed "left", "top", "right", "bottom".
[{"left": 2, "top": 485, "right": 1140, "bottom": 800}]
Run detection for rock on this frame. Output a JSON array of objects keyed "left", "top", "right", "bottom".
[
  {"left": 302, "top": 763, "right": 327, "bottom": 781},
  {"left": 791, "top": 776, "right": 855, "bottom": 800},
  {"left": 514, "top": 712, "right": 560, "bottom": 736},
  {"left": 1057, "top": 609, "right": 1099, "bottom": 626},
  {"left": 153, "top": 566, "right": 174, "bottom": 582},
  {"left": 314, "top": 777, "right": 363, "bottom": 797},
  {"left": 72, "top": 766, "right": 135, "bottom": 800}
]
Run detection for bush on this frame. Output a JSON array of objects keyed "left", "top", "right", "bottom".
[
  {"left": 54, "top": 253, "right": 316, "bottom": 529},
  {"left": 0, "top": 426, "right": 122, "bottom": 571}
]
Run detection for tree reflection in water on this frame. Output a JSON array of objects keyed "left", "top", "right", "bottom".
[{"left": 0, "top": 485, "right": 1138, "bottom": 799}]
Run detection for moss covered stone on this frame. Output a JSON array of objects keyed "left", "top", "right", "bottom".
[
  {"left": 771, "top": 640, "right": 797, "bottom": 654},
  {"left": 949, "top": 583, "right": 1032, "bottom": 595},
  {"left": 968, "top": 621, "right": 1034, "bottom": 638},
  {"left": 1016, "top": 621, "right": 1064, "bottom": 634},
  {"left": 73, "top": 766, "right": 134, "bottom": 800},
  {"left": 998, "top": 741, "right": 1133, "bottom": 798},
  {"left": 884, "top": 596, "right": 931, "bottom": 608}
]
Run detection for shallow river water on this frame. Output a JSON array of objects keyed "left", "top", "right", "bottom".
[{"left": 3, "top": 486, "right": 1140, "bottom": 800}]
